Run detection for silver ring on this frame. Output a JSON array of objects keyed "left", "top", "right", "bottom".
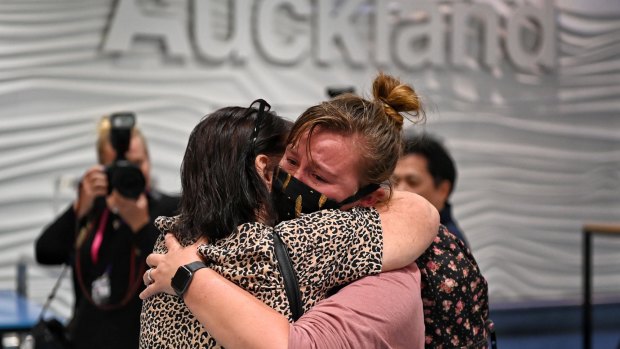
[
  {"left": 112, "top": 206, "right": 119, "bottom": 215},
  {"left": 146, "top": 268, "right": 154, "bottom": 285}
]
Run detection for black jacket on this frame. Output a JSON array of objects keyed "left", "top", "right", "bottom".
[{"left": 36, "top": 190, "right": 178, "bottom": 349}]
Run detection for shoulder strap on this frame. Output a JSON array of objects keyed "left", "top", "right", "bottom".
[{"left": 272, "top": 231, "right": 303, "bottom": 321}]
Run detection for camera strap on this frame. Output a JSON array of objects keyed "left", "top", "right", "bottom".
[
  {"left": 90, "top": 208, "right": 109, "bottom": 264},
  {"left": 75, "top": 244, "right": 145, "bottom": 311},
  {"left": 74, "top": 208, "right": 146, "bottom": 311},
  {"left": 38, "top": 264, "right": 69, "bottom": 321}
]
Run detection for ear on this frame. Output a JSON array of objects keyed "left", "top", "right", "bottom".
[
  {"left": 437, "top": 180, "right": 452, "bottom": 204},
  {"left": 255, "top": 154, "right": 274, "bottom": 189},
  {"left": 357, "top": 187, "right": 388, "bottom": 208}
]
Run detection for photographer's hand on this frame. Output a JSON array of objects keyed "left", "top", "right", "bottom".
[
  {"left": 107, "top": 191, "right": 150, "bottom": 233},
  {"left": 74, "top": 165, "right": 108, "bottom": 219}
]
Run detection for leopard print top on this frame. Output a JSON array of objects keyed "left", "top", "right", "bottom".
[{"left": 140, "top": 207, "right": 383, "bottom": 349}]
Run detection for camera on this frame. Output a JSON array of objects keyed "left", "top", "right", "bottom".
[{"left": 106, "top": 112, "right": 146, "bottom": 200}]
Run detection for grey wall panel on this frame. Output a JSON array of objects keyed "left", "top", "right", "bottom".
[{"left": 0, "top": 0, "right": 618, "bottom": 318}]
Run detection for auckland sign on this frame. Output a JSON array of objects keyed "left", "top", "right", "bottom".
[{"left": 103, "top": 0, "right": 556, "bottom": 73}]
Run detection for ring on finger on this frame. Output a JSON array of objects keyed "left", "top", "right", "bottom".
[{"left": 146, "top": 268, "right": 154, "bottom": 285}]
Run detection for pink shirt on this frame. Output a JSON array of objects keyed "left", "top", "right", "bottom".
[{"left": 288, "top": 264, "right": 424, "bottom": 349}]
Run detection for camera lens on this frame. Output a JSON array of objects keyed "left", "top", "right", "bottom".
[{"left": 107, "top": 161, "right": 146, "bottom": 199}]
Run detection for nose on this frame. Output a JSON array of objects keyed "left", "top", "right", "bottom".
[
  {"left": 288, "top": 168, "right": 311, "bottom": 187},
  {"left": 291, "top": 169, "right": 307, "bottom": 183}
]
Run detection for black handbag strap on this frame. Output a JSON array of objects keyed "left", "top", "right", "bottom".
[
  {"left": 272, "top": 231, "right": 303, "bottom": 321},
  {"left": 38, "top": 264, "right": 69, "bottom": 321}
]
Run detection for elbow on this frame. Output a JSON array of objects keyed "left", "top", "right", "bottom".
[
  {"left": 409, "top": 193, "right": 439, "bottom": 257},
  {"left": 34, "top": 242, "right": 50, "bottom": 264},
  {"left": 408, "top": 192, "right": 440, "bottom": 243},
  {"left": 34, "top": 238, "right": 60, "bottom": 265}
]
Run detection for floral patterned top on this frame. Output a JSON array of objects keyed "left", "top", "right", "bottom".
[{"left": 416, "top": 225, "right": 490, "bottom": 348}]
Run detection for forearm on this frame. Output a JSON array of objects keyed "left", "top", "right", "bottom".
[
  {"left": 379, "top": 190, "right": 439, "bottom": 271},
  {"left": 295, "top": 264, "right": 425, "bottom": 349},
  {"left": 183, "top": 268, "right": 290, "bottom": 349}
]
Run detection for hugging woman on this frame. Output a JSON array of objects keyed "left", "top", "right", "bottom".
[{"left": 140, "top": 73, "right": 437, "bottom": 348}]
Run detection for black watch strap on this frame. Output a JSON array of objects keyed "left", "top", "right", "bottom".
[
  {"left": 185, "top": 261, "right": 207, "bottom": 273},
  {"left": 172, "top": 261, "right": 207, "bottom": 297}
]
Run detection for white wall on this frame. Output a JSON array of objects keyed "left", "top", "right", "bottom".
[{"left": 0, "top": 0, "right": 619, "bottom": 318}]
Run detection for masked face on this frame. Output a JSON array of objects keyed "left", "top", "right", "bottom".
[{"left": 271, "top": 167, "right": 379, "bottom": 221}]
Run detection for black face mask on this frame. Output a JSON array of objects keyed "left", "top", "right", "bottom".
[{"left": 271, "top": 167, "right": 380, "bottom": 222}]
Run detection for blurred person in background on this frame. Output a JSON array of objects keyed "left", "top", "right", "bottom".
[
  {"left": 392, "top": 132, "right": 468, "bottom": 247},
  {"left": 393, "top": 133, "right": 491, "bottom": 347},
  {"left": 35, "top": 114, "right": 178, "bottom": 349}
]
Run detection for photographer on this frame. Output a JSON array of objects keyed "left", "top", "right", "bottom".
[{"left": 35, "top": 114, "right": 178, "bottom": 349}]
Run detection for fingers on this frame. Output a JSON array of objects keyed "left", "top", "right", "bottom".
[
  {"left": 135, "top": 193, "right": 148, "bottom": 209},
  {"left": 164, "top": 233, "right": 182, "bottom": 252},
  {"left": 82, "top": 166, "right": 108, "bottom": 196},
  {"left": 146, "top": 253, "right": 164, "bottom": 269},
  {"left": 139, "top": 264, "right": 171, "bottom": 300},
  {"left": 107, "top": 191, "right": 150, "bottom": 232},
  {"left": 139, "top": 286, "right": 155, "bottom": 300},
  {"left": 143, "top": 268, "right": 151, "bottom": 286},
  {"left": 75, "top": 166, "right": 108, "bottom": 218},
  {"left": 139, "top": 280, "right": 159, "bottom": 300},
  {"left": 106, "top": 195, "right": 118, "bottom": 213}
]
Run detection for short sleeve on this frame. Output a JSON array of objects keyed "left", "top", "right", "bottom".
[{"left": 288, "top": 264, "right": 424, "bottom": 349}]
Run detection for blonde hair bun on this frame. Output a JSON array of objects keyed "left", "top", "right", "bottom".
[{"left": 372, "top": 72, "right": 424, "bottom": 130}]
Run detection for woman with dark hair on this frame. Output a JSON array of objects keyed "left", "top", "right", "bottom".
[
  {"left": 175, "top": 100, "right": 287, "bottom": 244},
  {"left": 140, "top": 74, "right": 438, "bottom": 348}
]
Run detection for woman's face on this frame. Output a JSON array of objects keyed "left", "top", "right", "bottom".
[{"left": 279, "top": 128, "right": 361, "bottom": 202}]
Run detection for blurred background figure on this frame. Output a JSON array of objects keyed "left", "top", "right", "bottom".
[
  {"left": 35, "top": 114, "right": 179, "bottom": 349},
  {"left": 392, "top": 132, "right": 468, "bottom": 247}
]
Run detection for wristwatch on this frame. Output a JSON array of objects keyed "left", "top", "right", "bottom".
[{"left": 171, "top": 261, "right": 207, "bottom": 297}]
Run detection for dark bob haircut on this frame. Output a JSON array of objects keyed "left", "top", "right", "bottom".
[{"left": 178, "top": 103, "right": 291, "bottom": 243}]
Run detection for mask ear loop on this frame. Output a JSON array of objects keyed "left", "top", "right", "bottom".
[{"left": 338, "top": 183, "right": 381, "bottom": 206}]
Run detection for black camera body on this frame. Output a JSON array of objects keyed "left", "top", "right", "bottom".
[{"left": 105, "top": 112, "right": 146, "bottom": 200}]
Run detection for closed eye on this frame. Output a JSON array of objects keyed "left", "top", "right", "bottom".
[
  {"left": 286, "top": 157, "right": 298, "bottom": 167},
  {"left": 405, "top": 176, "right": 419, "bottom": 187},
  {"left": 312, "top": 173, "right": 327, "bottom": 183}
]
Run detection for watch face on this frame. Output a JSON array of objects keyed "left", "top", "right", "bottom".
[{"left": 171, "top": 266, "right": 192, "bottom": 296}]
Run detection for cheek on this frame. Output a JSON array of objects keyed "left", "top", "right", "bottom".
[
  {"left": 280, "top": 161, "right": 293, "bottom": 173},
  {"left": 325, "top": 182, "right": 358, "bottom": 202},
  {"left": 318, "top": 186, "right": 341, "bottom": 200},
  {"left": 419, "top": 184, "right": 434, "bottom": 196}
]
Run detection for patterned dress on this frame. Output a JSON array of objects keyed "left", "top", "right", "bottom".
[
  {"left": 416, "top": 225, "right": 490, "bottom": 348},
  {"left": 139, "top": 207, "right": 383, "bottom": 348}
]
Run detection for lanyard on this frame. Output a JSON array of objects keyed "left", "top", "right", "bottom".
[{"left": 90, "top": 208, "right": 109, "bottom": 264}]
